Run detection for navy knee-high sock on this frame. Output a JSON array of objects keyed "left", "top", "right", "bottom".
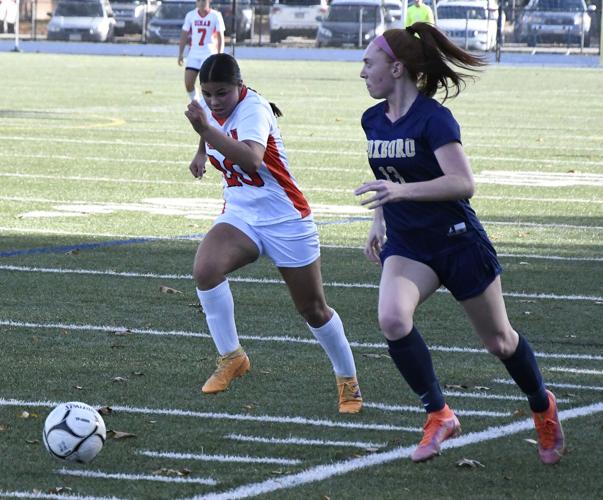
[
  {"left": 387, "top": 327, "right": 445, "bottom": 413},
  {"left": 501, "top": 334, "right": 549, "bottom": 412}
]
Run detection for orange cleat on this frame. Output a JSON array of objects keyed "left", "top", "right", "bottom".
[
  {"left": 336, "top": 376, "right": 363, "bottom": 414},
  {"left": 533, "top": 390, "right": 565, "bottom": 465},
  {"left": 201, "top": 346, "right": 250, "bottom": 394},
  {"left": 411, "top": 404, "right": 461, "bottom": 462}
]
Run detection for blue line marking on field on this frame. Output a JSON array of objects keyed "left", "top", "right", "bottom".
[{"left": 0, "top": 217, "right": 369, "bottom": 258}]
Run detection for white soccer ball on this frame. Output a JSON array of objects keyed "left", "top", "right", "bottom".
[{"left": 42, "top": 401, "right": 106, "bottom": 464}]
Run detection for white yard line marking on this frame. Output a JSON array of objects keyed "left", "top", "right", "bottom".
[
  {"left": 548, "top": 367, "right": 603, "bottom": 375},
  {"left": 137, "top": 451, "right": 300, "bottom": 465},
  {"left": 187, "top": 402, "right": 603, "bottom": 500},
  {"left": 56, "top": 468, "right": 217, "bottom": 485},
  {"left": 363, "top": 402, "right": 510, "bottom": 417},
  {"left": 2, "top": 319, "right": 603, "bottom": 362},
  {"left": 1, "top": 265, "right": 602, "bottom": 303},
  {"left": 442, "top": 390, "right": 571, "bottom": 403},
  {"left": 224, "top": 434, "right": 387, "bottom": 450},
  {"left": 0, "top": 398, "right": 418, "bottom": 433},
  {"left": 0, "top": 492, "right": 121, "bottom": 500},
  {"left": 494, "top": 378, "right": 603, "bottom": 391}
]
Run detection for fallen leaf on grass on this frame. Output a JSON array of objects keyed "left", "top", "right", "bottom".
[
  {"left": 132, "top": 371, "right": 144, "bottom": 377},
  {"left": 25, "top": 439, "right": 40, "bottom": 444},
  {"left": 361, "top": 353, "right": 390, "bottom": 359},
  {"left": 112, "top": 329, "right": 132, "bottom": 336},
  {"left": 48, "top": 487, "right": 72, "bottom": 494},
  {"left": 107, "top": 430, "right": 136, "bottom": 440},
  {"left": 474, "top": 386, "right": 490, "bottom": 391},
  {"left": 152, "top": 468, "right": 191, "bottom": 477},
  {"left": 456, "top": 458, "right": 485, "bottom": 468},
  {"left": 524, "top": 438, "right": 538, "bottom": 445},
  {"left": 0, "top": 424, "right": 8, "bottom": 432},
  {"left": 111, "top": 344, "right": 127, "bottom": 349},
  {"left": 112, "top": 376, "right": 128, "bottom": 383},
  {"left": 159, "top": 285, "right": 183, "bottom": 294},
  {"left": 444, "top": 384, "right": 468, "bottom": 390},
  {"left": 19, "top": 411, "right": 38, "bottom": 419},
  {"left": 322, "top": 496, "right": 331, "bottom": 500},
  {"left": 65, "top": 249, "right": 80, "bottom": 256},
  {"left": 72, "top": 385, "right": 83, "bottom": 390},
  {"left": 512, "top": 409, "right": 526, "bottom": 417},
  {"left": 97, "top": 406, "right": 113, "bottom": 415},
  {"left": 270, "top": 469, "right": 285, "bottom": 475}
]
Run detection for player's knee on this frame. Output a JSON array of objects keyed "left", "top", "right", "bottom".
[
  {"left": 298, "top": 301, "right": 330, "bottom": 327},
  {"left": 378, "top": 312, "right": 412, "bottom": 339},
  {"left": 483, "top": 329, "right": 516, "bottom": 359},
  {"left": 193, "top": 262, "right": 223, "bottom": 290}
]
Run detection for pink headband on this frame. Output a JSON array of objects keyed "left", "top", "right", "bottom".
[{"left": 372, "top": 35, "right": 397, "bottom": 60}]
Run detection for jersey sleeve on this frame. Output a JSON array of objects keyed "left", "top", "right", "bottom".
[
  {"left": 424, "top": 106, "right": 461, "bottom": 151},
  {"left": 235, "top": 101, "right": 272, "bottom": 148},
  {"left": 214, "top": 11, "right": 225, "bottom": 32},
  {"left": 181, "top": 11, "right": 192, "bottom": 32}
]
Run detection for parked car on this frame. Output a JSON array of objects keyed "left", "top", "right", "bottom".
[
  {"left": 47, "top": 0, "right": 116, "bottom": 42},
  {"left": 316, "top": 0, "right": 392, "bottom": 47},
  {"left": 146, "top": 0, "right": 193, "bottom": 43},
  {"left": 515, "top": 0, "right": 596, "bottom": 46},
  {"left": 110, "top": 0, "right": 159, "bottom": 35},
  {"left": 436, "top": 0, "right": 503, "bottom": 51},
  {"left": 269, "top": 0, "right": 329, "bottom": 43},
  {"left": 212, "top": 0, "right": 254, "bottom": 40}
]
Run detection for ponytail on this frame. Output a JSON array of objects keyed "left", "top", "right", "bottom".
[{"left": 383, "top": 24, "right": 487, "bottom": 101}]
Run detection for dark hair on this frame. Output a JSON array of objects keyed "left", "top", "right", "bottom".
[
  {"left": 199, "top": 53, "right": 283, "bottom": 117},
  {"left": 383, "top": 24, "right": 487, "bottom": 102}
]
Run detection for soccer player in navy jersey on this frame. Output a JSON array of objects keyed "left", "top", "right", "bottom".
[{"left": 354, "top": 24, "right": 565, "bottom": 464}]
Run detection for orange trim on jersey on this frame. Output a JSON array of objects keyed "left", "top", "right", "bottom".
[{"left": 264, "top": 135, "right": 311, "bottom": 218}]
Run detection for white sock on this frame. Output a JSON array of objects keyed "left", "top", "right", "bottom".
[
  {"left": 187, "top": 90, "right": 197, "bottom": 102},
  {"left": 196, "top": 281, "right": 240, "bottom": 356},
  {"left": 307, "top": 309, "right": 356, "bottom": 378}
]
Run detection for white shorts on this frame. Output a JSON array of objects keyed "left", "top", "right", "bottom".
[
  {"left": 185, "top": 55, "right": 209, "bottom": 71},
  {"left": 213, "top": 212, "right": 320, "bottom": 268}
]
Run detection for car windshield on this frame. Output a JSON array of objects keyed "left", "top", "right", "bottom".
[
  {"left": 153, "top": 2, "right": 193, "bottom": 19},
  {"left": 327, "top": 5, "right": 379, "bottom": 22},
  {"left": 111, "top": 0, "right": 146, "bottom": 4},
  {"left": 531, "top": 0, "right": 584, "bottom": 10},
  {"left": 437, "top": 6, "right": 494, "bottom": 19},
  {"left": 55, "top": 2, "right": 103, "bottom": 17}
]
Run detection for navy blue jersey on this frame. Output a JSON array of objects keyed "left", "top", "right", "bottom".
[{"left": 361, "top": 93, "right": 489, "bottom": 259}]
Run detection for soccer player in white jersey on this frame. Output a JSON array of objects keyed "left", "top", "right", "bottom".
[
  {"left": 183, "top": 53, "right": 363, "bottom": 414},
  {"left": 178, "top": 0, "right": 225, "bottom": 102}
]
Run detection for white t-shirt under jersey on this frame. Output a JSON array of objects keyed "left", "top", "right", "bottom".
[{"left": 200, "top": 87, "right": 312, "bottom": 226}]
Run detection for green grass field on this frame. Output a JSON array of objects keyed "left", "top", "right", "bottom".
[{"left": 0, "top": 52, "right": 602, "bottom": 499}]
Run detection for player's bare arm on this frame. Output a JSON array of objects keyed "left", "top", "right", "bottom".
[
  {"left": 185, "top": 100, "right": 265, "bottom": 173},
  {"left": 189, "top": 139, "right": 207, "bottom": 178},
  {"left": 177, "top": 30, "right": 189, "bottom": 65}
]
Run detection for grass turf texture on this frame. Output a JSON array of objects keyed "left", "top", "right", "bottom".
[{"left": 0, "top": 53, "right": 602, "bottom": 499}]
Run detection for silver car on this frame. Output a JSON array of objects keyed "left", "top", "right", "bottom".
[{"left": 47, "top": 0, "right": 116, "bottom": 42}]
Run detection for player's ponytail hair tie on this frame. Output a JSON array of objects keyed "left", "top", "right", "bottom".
[{"left": 372, "top": 34, "right": 397, "bottom": 60}]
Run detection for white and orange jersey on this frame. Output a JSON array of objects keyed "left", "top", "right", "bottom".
[
  {"left": 182, "top": 8, "right": 224, "bottom": 60},
  {"left": 200, "top": 87, "right": 312, "bottom": 226}
]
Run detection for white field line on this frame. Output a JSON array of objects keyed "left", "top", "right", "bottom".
[
  {"left": 363, "top": 402, "right": 510, "bottom": 417},
  {"left": 56, "top": 468, "right": 217, "bottom": 485},
  {"left": 548, "top": 367, "right": 603, "bottom": 375},
  {"left": 224, "top": 433, "right": 387, "bottom": 450},
  {"left": 4, "top": 192, "right": 602, "bottom": 205},
  {"left": 187, "top": 402, "right": 603, "bottom": 500},
  {"left": 0, "top": 492, "right": 122, "bottom": 500},
  {"left": 137, "top": 450, "right": 300, "bottom": 465},
  {"left": 0, "top": 398, "right": 420, "bottom": 433},
  {"left": 3, "top": 319, "right": 603, "bottom": 362},
  {"left": 1, "top": 265, "right": 602, "bottom": 303},
  {"left": 494, "top": 378, "right": 603, "bottom": 392},
  {"left": 4, "top": 135, "right": 603, "bottom": 166},
  {"left": 442, "top": 390, "right": 571, "bottom": 403}
]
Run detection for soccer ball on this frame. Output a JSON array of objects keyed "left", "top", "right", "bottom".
[{"left": 42, "top": 402, "right": 106, "bottom": 463}]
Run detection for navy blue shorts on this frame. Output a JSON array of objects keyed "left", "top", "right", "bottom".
[{"left": 380, "top": 236, "right": 502, "bottom": 301}]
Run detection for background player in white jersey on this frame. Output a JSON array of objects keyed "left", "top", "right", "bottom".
[
  {"left": 178, "top": 0, "right": 225, "bottom": 102},
  {"left": 355, "top": 25, "right": 564, "bottom": 464},
  {"left": 183, "top": 53, "right": 363, "bottom": 414}
]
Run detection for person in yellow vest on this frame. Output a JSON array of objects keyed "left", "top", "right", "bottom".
[{"left": 406, "top": 0, "right": 434, "bottom": 26}]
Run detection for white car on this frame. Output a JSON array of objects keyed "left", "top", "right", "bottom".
[
  {"left": 436, "top": 0, "right": 504, "bottom": 51},
  {"left": 47, "top": 0, "right": 116, "bottom": 42},
  {"left": 384, "top": 0, "right": 404, "bottom": 28},
  {"left": 269, "top": 0, "right": 329, "bottom": 43}
]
